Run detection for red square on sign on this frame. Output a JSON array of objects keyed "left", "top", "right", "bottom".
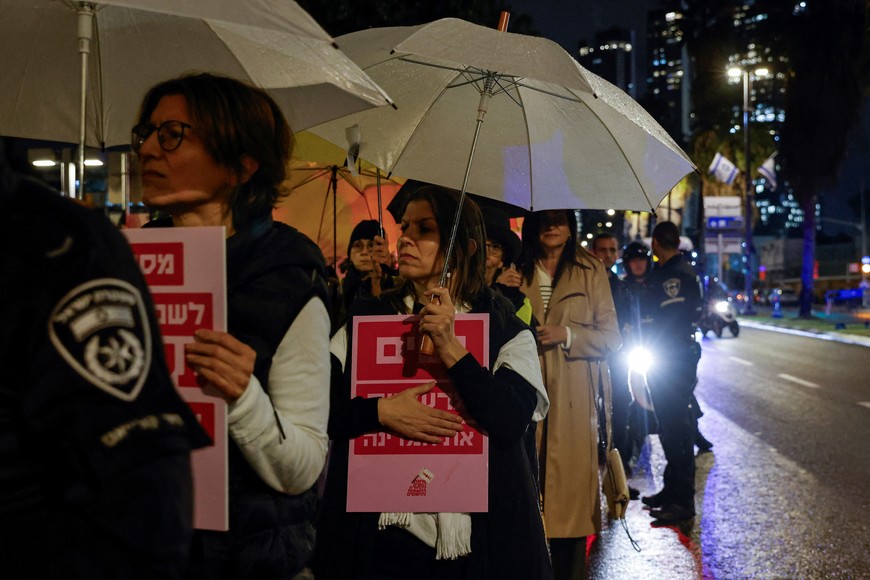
[{"left": 188, "top": 402, "right": 215, "bottom": 442}]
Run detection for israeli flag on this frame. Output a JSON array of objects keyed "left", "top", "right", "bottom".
[
  {"left": 708, "top": 152, "right": 739, "bottom": 185},
  {"left": 758, "top": 152, "right": 777, "bottom": 190}
]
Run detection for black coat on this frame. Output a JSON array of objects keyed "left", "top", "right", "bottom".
[
  {"left": 314, "top": 287, "right": 553, "bottom": 580},
  {"left": 0, "top": 174, "right": 208, "bottom": 579}
]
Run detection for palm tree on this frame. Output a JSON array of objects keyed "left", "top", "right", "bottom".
[{"left": 780, "top": 0, "right": 866, "bottom": 317}]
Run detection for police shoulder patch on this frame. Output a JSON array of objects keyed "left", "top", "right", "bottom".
[
  {"left": 663, "top": 277, "right": 681, "bottom": 299},
  {"left": 48, "top": 278, "right": 152, "bottom": 401}
]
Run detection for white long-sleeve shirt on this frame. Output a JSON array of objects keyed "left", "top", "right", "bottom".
[{"left": 227, "top": 298, "right": 330, "bottom": 495}]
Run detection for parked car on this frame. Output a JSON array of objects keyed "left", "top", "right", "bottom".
[{"left": 767, "top": 287, "right": 799, "bottom": 306}]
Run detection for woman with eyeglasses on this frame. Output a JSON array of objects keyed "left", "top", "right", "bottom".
[
  {"left": 518, "top": 210, "right": 621, "bottom": 580},
  {"left": 133, "top": 73, "right": 330, "bottom": 579},
  {"left": 314, "top": 185, "right": 553, "bottom": 580},
  {"left": 336, "top": 219, "right": 395, "bottom": 328}
]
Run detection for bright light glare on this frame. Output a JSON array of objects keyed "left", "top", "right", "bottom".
[
  {"left": 715, "top": 301, "right": 729, "bottom": 313},
  {"left": 755, "top": 67, "right": 769, "bottom": 77},
  {"left": 727, "top": 67, "right": 742, "bottom": 78},
  {"left": 606, "top": 209, "right": 616, "bottom": 216},
  {"left": 32, "top": 160, "right": 57, "bottom": 167},
  {"left": 628, "top": 346, "right": 652, "bottom": 374},
  {"left": 84, "top": 159, "right": 104, "bottom": 167}
]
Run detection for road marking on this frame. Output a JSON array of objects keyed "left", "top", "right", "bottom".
[
  {"left": 778, "top": 374, "right": 820, "bottom": 389},
  {"left": 858, "top": 402, "right": 870, "bottom": 410},
  {"left": 729, "top": 356, "right": 754, "bottom": 366}
]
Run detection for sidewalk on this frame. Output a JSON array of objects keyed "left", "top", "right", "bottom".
[{"left": 737, "top": 305, "right": 870, "bottom": 348}]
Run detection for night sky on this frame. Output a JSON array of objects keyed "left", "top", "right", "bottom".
[
  {"left": 509, "top": 0, "right": 870, "bottom": 239},
  {"left": 507, "top": 0, "right": 657, "bottom": 57}
]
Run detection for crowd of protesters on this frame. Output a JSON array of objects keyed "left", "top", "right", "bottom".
[{"left": 2, "top": 73, "right": 708, "bottom": 580}]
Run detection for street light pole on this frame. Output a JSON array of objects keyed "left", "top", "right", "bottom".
[{"left": 740, "top": 69, "right": 757, "bottom": 315}]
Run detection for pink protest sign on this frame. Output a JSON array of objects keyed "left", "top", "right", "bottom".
[
  {"left": 347, "top": 314, "right": 489, "bottom": 513},
  {"left": 124, "top": 227, "right": 228, "bottom": 531}
]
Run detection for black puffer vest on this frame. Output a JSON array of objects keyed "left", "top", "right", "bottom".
[{"left": 147, "top": 217, "right": 328, "bottom": 579}]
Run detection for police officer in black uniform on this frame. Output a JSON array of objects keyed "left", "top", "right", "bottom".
[
  {"left": 591, "top": 234, "right": 634, "bottom": 475},
  {"left": 639, "top": 222, "right": 703, "bottom": 524},
  {"left": 0, "top": 139, "right": 209, "bottom": 579},
  {"left": 620, "top": 241, "right": 657, "bottom": 465}
]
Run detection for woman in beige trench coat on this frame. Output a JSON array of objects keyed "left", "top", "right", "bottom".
[{"left": 519, "top": 210, "right": 621, "bottom": 580}]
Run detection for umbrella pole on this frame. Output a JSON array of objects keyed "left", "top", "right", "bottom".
[
  {"left": 422, "top": 12, "right": 507, "bottom": 354},
  {"left": 421, "top": 84, "right": 493, "bottom": 355},
  {"left": 376, "top": 169, "right": 384, "bottom": 238},
  {"left": 76, "top": 2, "right": 95, "bottom": 200},
  {"left": 436, "top": 11, "right": 508, "bottom": 288},
  {"left": 331, "top": 166, "right": 338, "bottom": 276},
  {"left": 370, "top": 169, "right": 385, "bottom": 298},
  {"left": 437, "top": 86, "right": 493, "bottom": 288}
]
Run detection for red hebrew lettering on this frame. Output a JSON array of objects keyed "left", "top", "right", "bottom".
[
  {"left": 129, "top": 242, "right": 184, "bottom": 286},
  {"left": 151, "top": 293, "right": 214, "bottom": 336}
]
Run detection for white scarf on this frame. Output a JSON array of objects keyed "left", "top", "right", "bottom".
[
  {"left": 376, "top": 297, "right": 475, "bottom": 560},
  {"left": 377, "top": 512, "right": 472, "bottom": 560}
]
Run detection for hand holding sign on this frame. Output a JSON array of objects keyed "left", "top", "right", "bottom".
[{"left": 185, "top": 329, "right": 255, "bottom": 401}]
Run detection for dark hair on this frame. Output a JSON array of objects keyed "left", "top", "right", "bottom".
[
  {"left": 389, "top": 185, "right": 486, "bottom": 312},
  {"left": 136, "top": 73, "right": 293, "bottom": 231},
  {"left": 652, "top": 221, "right": 681, "bottom": 250},
  {"left": 346, "top": 219, "right": 380, "bottom": 259},
  {"left": 592, "top": 232, "right": 618, "bottom": 250},
  {"left": 519, "top": 209, "right": 579, "bottom": 286}
]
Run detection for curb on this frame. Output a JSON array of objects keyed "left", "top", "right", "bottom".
[{"left": 738, "top": 319, "right": 870, "bottom": 348}]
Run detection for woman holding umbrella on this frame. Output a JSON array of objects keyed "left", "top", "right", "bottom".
[
  {"left": 133, "top": 73, "right": 331, "bottom": 579},
  {"left": 316, "top": 185, "right": 552, "bottom": 579},
  {"left": 518, "top": 210, "right": 621, "bottom": 580},
  {"left": 336, "top": 219, "right": 395, "bottom": 326}
]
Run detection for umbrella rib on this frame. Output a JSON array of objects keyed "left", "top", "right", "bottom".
[
  {"left": 576, "top": 96, "right": 657, "bottom": 212},
  {"left": 512, "top": 80, "right": 585, "bottom": 104},
  {"left": 290, "top": 167, "right": 334, "bottom": 190},
  {"left": 398, "top": 56, "right": 487, "bottom": 77},
  {"left": 515, "top": 82, "right": 534, "bottom": 211}
]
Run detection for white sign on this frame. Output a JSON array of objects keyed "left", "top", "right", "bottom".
[
  {"left": 705, "top": 237, "right": 743, "bottom": 254},
  {"left": 704, "top": 196, "right": 742, "bottom": 217},
  {"left": 124, "top": 226, "right": 229, "bottom": 531}
]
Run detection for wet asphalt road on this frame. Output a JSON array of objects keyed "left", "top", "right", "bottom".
[{"left": 587, "top": 326, "right": 870, "bottom": 579}]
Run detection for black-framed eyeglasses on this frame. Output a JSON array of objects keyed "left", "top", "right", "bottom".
[
  {"left": 131, "top": 120, "right": 192, "bottom": 153},
  {"left": 485, "top": 241, "right": 504, "bottom": 257},
  {"left": 350, "top": 240, "right": 375, "bottom": 252}
]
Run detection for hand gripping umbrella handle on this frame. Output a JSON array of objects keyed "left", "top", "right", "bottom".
[{"left": 419, "top": 294, "right": 441, "bottom": 355}]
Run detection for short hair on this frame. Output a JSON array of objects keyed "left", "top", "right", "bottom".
[
  {"left": 592, "top": 232, "right": 618, "bottom": 250},
  {"left": 652, "top": 221, "right": 681, "bottom": 250},
  {"left": 391, "top": 185, "right": 486, "bottom": 310},
  {"left": 136, "top": 73, "right": 293, "bottom": 231}
]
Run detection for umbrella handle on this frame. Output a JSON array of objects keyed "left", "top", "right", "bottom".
[
  {"left": 370, "top": 263, "right": 382, "bottom": 298},
  {"left": 419, "top": 294, "right": 441, "bottom": 355}
]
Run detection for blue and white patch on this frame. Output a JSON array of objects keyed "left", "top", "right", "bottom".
[{"left": 48, "top": 278, "right": 152, "bottom": 401}]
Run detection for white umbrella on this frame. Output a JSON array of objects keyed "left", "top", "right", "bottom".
[
  {"left": 0, "top": 0, "right": 393, "bottom": 196},
  {"left": 309, "top": 17, "right": 695, "bottom": 214}
]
